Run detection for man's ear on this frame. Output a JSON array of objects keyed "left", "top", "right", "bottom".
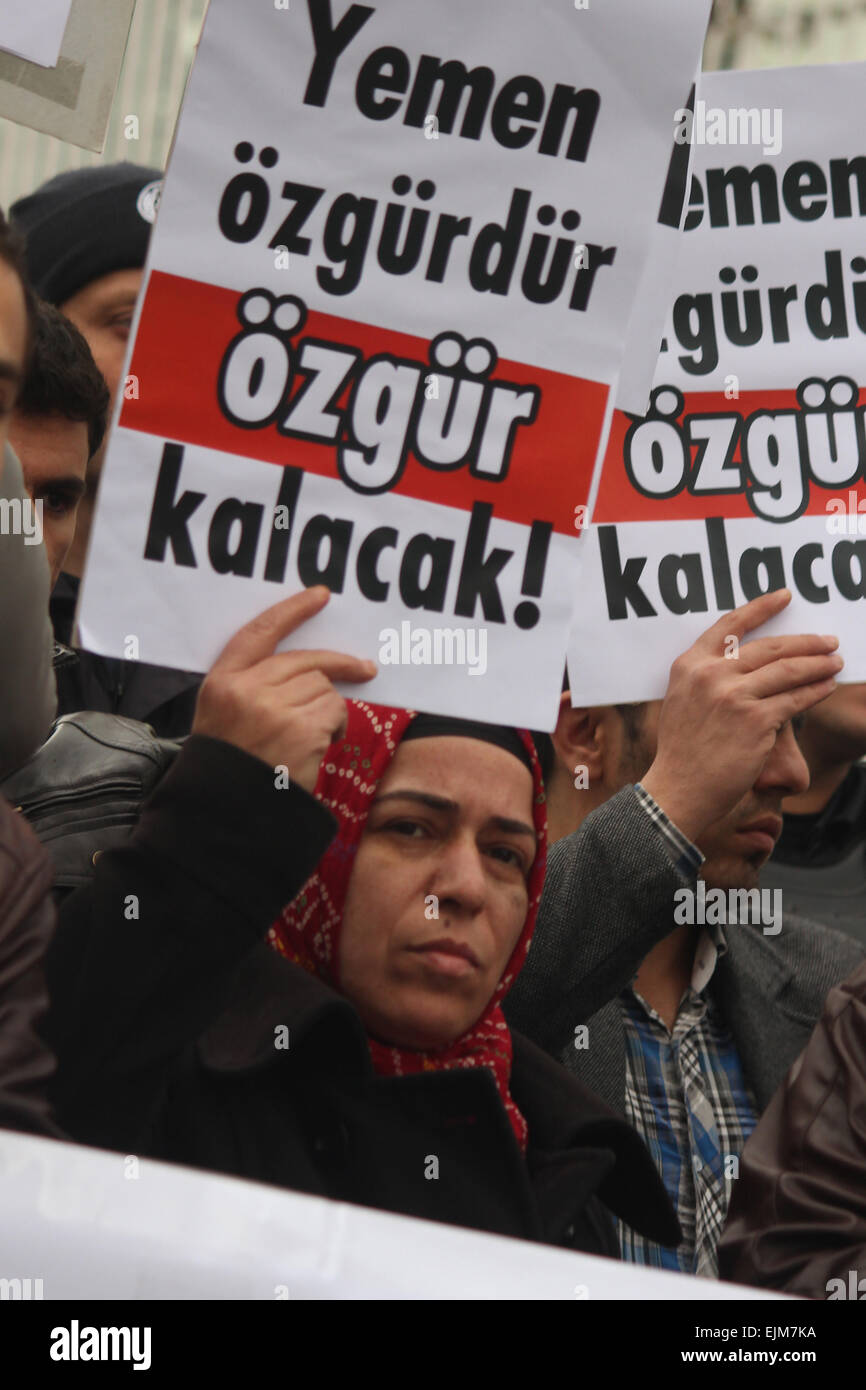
[{"left": 552, "top": 692, "right": 606, "bottom": 788}]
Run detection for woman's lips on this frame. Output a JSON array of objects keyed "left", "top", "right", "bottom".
[{"left": 409, "top": 938, "right": 480, "bottom": 978}]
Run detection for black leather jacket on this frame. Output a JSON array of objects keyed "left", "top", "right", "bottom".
[{"left": 0, "top": 706, "right": 179, "bottom": 900}]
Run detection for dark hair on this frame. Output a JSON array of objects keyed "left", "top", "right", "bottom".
[
  {"left": 614, "top": 702, "right": 649, "bottom": 749},
  {"left": 0, "top": 206, "right": 37, "bottom": 371},
  {"left": 15, "top": 298, "right": 110, "bottom": 459}
]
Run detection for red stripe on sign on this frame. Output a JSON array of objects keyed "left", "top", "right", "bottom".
[
  {"left": 120, "top": 270, "right": 606, "bottom": 536},
  {"left": 594, "top": 388, "right": 866, "bottom": 523}
]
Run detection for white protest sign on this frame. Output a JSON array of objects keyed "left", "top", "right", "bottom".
[
  {"left": 0, "top": 0, "right": 72, "bottom": 68},
  {"left": 0, "top": 1129, "right": 784, "bottom": 1300},
  {"left": 78, "top": 0, "right": 712, "bottom": 727},
  {"left": 614, "top": 81, "right": 697, "bottom": 417},
  {"left": 569, "top": 63, "right": 866, "bottom": 704}
]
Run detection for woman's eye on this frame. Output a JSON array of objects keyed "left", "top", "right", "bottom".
[
  {"left": 387, "top": 819, "right": 427, "bottom": 838},
  {"left": 488, "top": 845, "right": 524, "bottom": 869}
]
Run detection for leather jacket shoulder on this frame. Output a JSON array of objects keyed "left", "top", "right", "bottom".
[
  {"left": 0, "top": 711, "right": 180, "bottom": 898},
  {"left": 719, "top": 957, "right": 866, "bottom": 1297}
]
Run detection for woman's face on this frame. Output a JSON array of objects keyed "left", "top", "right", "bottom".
[{"left": 338, "top": 736, "right": 537, "bottom": 1050}]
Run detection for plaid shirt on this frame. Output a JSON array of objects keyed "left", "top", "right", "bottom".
[{"left": 617, "top": 787, "right": 759, "bottom": 1277}]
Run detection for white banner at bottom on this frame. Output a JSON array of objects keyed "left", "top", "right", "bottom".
[{"left": 0, "top": 1130, "right": 784, "bottom": 1300}]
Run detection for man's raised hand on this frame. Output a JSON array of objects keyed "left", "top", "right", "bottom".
[{"left": 641, "top": 589, "right": 842, "bottom": 842}]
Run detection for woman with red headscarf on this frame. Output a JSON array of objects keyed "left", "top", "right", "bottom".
[{"left": 46, "top": 589, "right": 678, "bottom": 1258}]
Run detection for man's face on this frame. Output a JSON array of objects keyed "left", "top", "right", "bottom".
[
  {"left": 339, "top": 736, "right": 536, "bottom": 1050},
  {"left": 60, "top": 268, "right": 141, "bottom": 479},
  {"left": 0, "top": 259, "right": 28, "bottom": 453},
  {"left": 614, "top": 702, "right": 810, "bottom": 890},
  {"left": 8, "top": 412, "right": 88, "bottom": 585}
]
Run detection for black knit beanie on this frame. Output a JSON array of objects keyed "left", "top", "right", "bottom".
[{"left": 9, "top": 163, "right": 163, "bottom": 307}]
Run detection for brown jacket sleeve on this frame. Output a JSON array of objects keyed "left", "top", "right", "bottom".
[
  {"left": 0, "top": 793, "right": 58, "bottom": 1135},
  {"left": 719, "top": 958, "right": 866, "bottom": 1299}
]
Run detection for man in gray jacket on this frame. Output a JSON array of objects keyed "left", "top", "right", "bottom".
[{"left": 507, "top": 592, "right": 862, "bottom": 1279}]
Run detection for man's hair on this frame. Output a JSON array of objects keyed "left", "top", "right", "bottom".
[
  {"left": 615, "top": 702, "right": 649, "bottom": 750},
  {"left": 0, "top": 206, "right": 36, "bottom": 372},
  {"left": 15, "top": 298, "right": 110, "bottom": 459}
]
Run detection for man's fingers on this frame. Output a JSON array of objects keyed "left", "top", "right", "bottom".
[
  {"left": 767, "top": 676, "right": 839, "bottom": 725},
  {"left": 211, "top": 587, "right": 331, "bottom": 674},
  {"left": 256, "top": 649, "right": 378, "bottom": 686},
  {"left": 694, "top": 589, "right": 792, "bottom": 652},
  {"left": 736, "top": 631, "right": 840, "bottom": 673},
  {"left": 745, "top": 652, "right": 843, "bottom": 700}
]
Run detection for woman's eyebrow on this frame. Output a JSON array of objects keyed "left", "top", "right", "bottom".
[
  {"left": 488, "top": 816, "right": 536, "bottom": 841},
  {"left": 373, "top": 790, "right": 535, "bottom": 839},
  {"left": 374, "top": 790, "right": 456, "bottom": 813}
]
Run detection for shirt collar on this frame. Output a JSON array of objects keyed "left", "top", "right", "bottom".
[{"left": 690, "top": 920, "right": 727, "bottom": 995}]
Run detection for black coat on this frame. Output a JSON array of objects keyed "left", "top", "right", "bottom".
[{"left": 43, "top": 736, "right": 678, "bottom": 1257}]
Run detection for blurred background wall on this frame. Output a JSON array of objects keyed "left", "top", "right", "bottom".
[
  {"left": 704, "top": 0, "right": 866, "bottom": 70},
  {"left": 1, "top": 0, "right": 866, "bottom": 209},
  {"left": 0, "top": 0, "right": 208, "bottom": 207}
]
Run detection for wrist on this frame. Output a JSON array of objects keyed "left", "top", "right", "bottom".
[{"left": 639, "top": 767, "right": 709, "bottom": 845}]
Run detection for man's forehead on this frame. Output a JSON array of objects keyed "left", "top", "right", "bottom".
[
  {"left": 63, "top": 267, "right": 142, "bottom": 315},
  {"left": 9, "top": 412, "right": 89, "bottom": 473}
]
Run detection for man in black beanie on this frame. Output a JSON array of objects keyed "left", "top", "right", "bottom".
[{"left": 11, "top": 163, "right": 200, "bottom": 737}]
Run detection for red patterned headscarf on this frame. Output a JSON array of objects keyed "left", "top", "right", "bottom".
[{"left": 269, "top": 700, "right": 548, "bottom": 1150}]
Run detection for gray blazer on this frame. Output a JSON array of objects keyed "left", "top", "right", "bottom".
[{"left": 506, "top": 786, "right": 865, "bottom": 1115}]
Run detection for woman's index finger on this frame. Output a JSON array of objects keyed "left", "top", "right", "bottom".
[{"left": 209, "top": 587, "right": 331, "bottom": 673}]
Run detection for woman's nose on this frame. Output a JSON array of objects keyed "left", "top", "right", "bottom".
[{"left": 429, "top": 836, "right": 487, "bottom": 914}]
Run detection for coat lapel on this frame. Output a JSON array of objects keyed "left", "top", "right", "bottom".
[
  {"left": 562, "top": 1000, "right": 627, "bottom": 1115},
  {"left": 715, "top": 928, "right": 813, "bottom": 1111},
  {"left": 511, "top": 1030, "right": 680, "bottom": 1246}
]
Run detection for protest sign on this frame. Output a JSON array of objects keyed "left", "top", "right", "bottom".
[
  {"left": 614, "top": 82, "right": 696, "bottom": 417},
  {"left": 569, "top": 63, "right": 866, "bottom": 704},
  {"left": 0, "top": 0, "right": 72, "bottom": 68},
  {"left": 78, "top": 0, "right": 711, "bottom": 727}
]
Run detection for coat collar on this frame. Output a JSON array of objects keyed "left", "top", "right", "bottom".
[
  {"left": 715, "top": 924, "right": 807, "bottom": 1110},
  {"left": 197, "top": 948, "right": 679, "bottom": 1247},
  {"left": 196, "top": 943, "right": 371, "bottom": 1080}
]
